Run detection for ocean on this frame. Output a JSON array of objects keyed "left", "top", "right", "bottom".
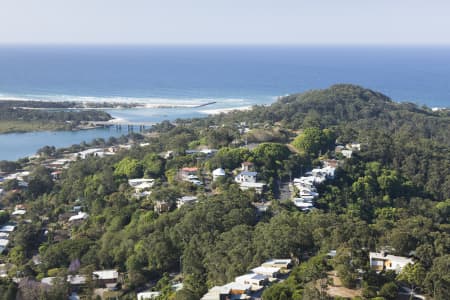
[{"left": 0, "top": 45, "right": 449, "bottom": 160}]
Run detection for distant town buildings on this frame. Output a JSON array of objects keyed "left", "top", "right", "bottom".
[{"left": 201, "top": 258, "right": 292, "bottom": 300}]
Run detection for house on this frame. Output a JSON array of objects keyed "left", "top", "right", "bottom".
[
  {"left": 128, "top": 178, "right": 155, "bottom": 187},
  {"left": 154, "top": 201, "right": 170, "bottom": 214},
  {"left": 177, "top": 196, "right": 198, "bottom": 208},
  {"left": 163, "top": 151, "right": 174, "bottom": 159},
  {"left": 68, "top": 212, "right": 89, "bottom": 223},
  {"left": 180, "top": 167, "right": 198, "bottom": 180},
  {"left": 335, "top": 145, "right": 345, "bottom": 153},
  {"left": 51, "top": 170, "right": 62, "bottom": 180},
  {"left": 11, "top": 209, "right": 26, "bottom": 216},
  {"left": 48, "top": 158, "right": 71, "bottom": 169},
  {"left": 0, "top": 239, "right": 9, "bottom": 249},
  {"left": 76, "top": 148, "right": 104, "bottom": 159},
  {"left": 0, "top": 263, "right": 12, "bottom": 278},
  {"left": 347, "top": 142, "right": 361, "bottom": 151},
  {"left": 341, "top": 149, "right": 353, "bottom": 158},
  {"left": 241, "top": 162, "right": 254, "bottom": 172},
  {"left": 41, "top": 277, "right": 57, "bottom": 286},
  {"left": 322, "top": 159, "right": 340, "bottom": 169},
  {"left": 137, "top": 291, "right": 161, "bottom": 300},
  {"left": 93, "top": 269, "right": 119, "bottom": 289},
  {"left": 327, "top": 250, "right": 337, "bottom": 258},
  {"left": 261, "top": 259, "right": 292, "bottom": 270},
  {"left": 235, "top": 171, "right": 257, "bottom": 183},
  {"left": 369, "top": 252, "right": 414, "bottom": 273},
  {"left": 322, "top": 166, "right": 336, "bottom": 179},
  {"left": 0, "top": 224, "right": 16, "bottom": 233},
  {"left": 235, "top": 273, "right": 268, "bottom": 290},
  {"left": 69, "top": 292, "right": 80, "bottom": 300},
  {"left": 128, "top": 178, "right": 155, "bottom": 192},
  {"left": 299, "top": 189, "right": 319, "bottom": 198},
  {"left": 293, "top": 198, "right": 314, "bottom": 211},
  {"left": 239, "top": 182, "right": 265, "bottom": 194},
  {"left": 212, "top": 168, "right": 226, "bottom": 181},
  {"left": 200, "top": 148, "right": 218, "bottom": 155},
  {"left": 201, "top": 282, "right": 252, "bottom": 300},
  {"left": 67, "top": 274, "right": 87, "bottom": 286},
  {"left": 250, "top": 266, "right": 280, "bottom": 278}
]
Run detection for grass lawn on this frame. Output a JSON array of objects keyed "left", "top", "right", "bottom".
[{"left": 0, "top": 120, "right": 70, "bottom": 133}]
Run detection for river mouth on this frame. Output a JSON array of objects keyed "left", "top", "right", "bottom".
[{"left": 0, "top": 102, "right": 257, "bottom": 161}]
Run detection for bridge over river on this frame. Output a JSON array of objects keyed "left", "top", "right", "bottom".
[{"left": 90, "top": 121, "right": 157, "bottom": 131}]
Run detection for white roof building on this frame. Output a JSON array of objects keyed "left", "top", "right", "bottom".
[
  {"left": 69, "top": 212, "right": 89, "bottom": 222},
  {"left": 250, "top": 266, "right": 280, "bottom": 278},
  {"left": 235, "top": 171, "right": 258, "bottom": 183},
  {"left": 41, "top": 277, "right": 56, "bottom": 286},
  {"left": 262, "top": 259, "right": 292, "bottom": 269},
  {"left": 201, "top": 282, "right": 252, "bottom": 300},
  {"left": 177, "top": 196, "right": 198, "bottom": 208},
  {"left": 128, "top": 178, "right": 155, "bottom": 187},
  {"left": 238, "top": 182, "right": 265, "bottom": 194},
  {"left": 212, "top": 168, "right": 226, "bottom": 181},
  {"left": 137, "top": 291, "right": 161, "bottom": 300},
  {"left": 369, "top": 252, "right": 414, "bottom": 273},
  {"left": 235, "top": 273, "right": 268, "bottom": 290},
  {"left": 67, "top": 275, "right": 87, "bottom": 285},
  {"left": 76, "top": 148, "right": 104, "bottom": 159},
  {"left": 0, "top": 225, "right": 16, "bottom": 232},
  {"left": 12, "top": 209, "right": 26, "bottom": 216},
  {"left": 93, "top": 269, "right": 119, "bottom": 281},
  {"left": 341, "top": 149, "right": 353, "bottom": 158}
]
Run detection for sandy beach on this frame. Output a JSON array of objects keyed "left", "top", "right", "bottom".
[{"left": 199, "top": 106, "right": 252, "bottom": 115}]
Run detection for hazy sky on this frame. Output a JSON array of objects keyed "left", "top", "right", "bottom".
[{"left": 1, "top": 0, "right": 449, "bottom": 45}]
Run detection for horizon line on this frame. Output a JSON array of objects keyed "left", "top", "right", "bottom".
[{"left": 1, "top": 42, "right": 450, "bottom": 48}]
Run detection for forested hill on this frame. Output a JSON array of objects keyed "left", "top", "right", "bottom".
[
  {"left": 212, "top": 84, "right": 449, "bottom": 141},
  {"left": 208, "top": 84, "right": 449, "bottom": 200}
]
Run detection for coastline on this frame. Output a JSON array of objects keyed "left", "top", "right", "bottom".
[{"left": 199, "top": 106, "right": 252, "bottom": 115}]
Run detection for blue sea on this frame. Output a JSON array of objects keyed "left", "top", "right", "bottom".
[{"left": 0, "top": 46, "right": 449, "bottom": 160}]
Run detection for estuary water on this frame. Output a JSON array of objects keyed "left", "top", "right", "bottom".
[{"left": 0, "top": 46, "right": 449, "bottom": 160}]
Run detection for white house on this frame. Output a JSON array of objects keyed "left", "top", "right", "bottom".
[
  {"left": 67, "top": 274, "right": 87, "bottom": 286},
  {"left": 369, "top": 252, "right": 414, "bottom": 273},
  {"left": 341, "top": 149, "right": 353, "bottom": 158},
  {"left": 250, "top": 266, "right": 280, "bottom": 278},
  {"left": 69, "top": 212, "right": 89, "bottom": 222},
  {"left": 212, "top": 168, "right": 226, "bottom": 181},
  {"left": 0, "top": 239, "right": 9, "bottom": 248},
  {"left": 201, "top": 282, "right": 252, "bottom": 300},
  {"left": 235, "top": 171, "right": 257, "bottom": 183},
  {"left": 177, "top": 196, "right": 198, "bottom": 208},
  {"left": 0, "top": 225, "right": 16, "bottom": 233},
  {"left": 12, "top": 209, "right": 26, "bottom": 216},
  {"left": 93, "top": 269, "right": 119, "bottom": 290},
  {"left": 137, "top": 291, "right": 161, "bottom": 300},
  {"left": 239, "top": 182, "right": 265, "bottom": 194},
  {"left": 261, "top": 259, "right": 292, "bottom": 269},
  {"left": 347, "top": 142, "right": 361, "bottom": 151},
  {"left": 235, "top": 273, "right": 268, "bottom": 290},
  {"left": 293, "top": 198, "right": 314, "bottom": 211},
  {"left": 76, "top": 148, "right": 104, "bottom": 159}
]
